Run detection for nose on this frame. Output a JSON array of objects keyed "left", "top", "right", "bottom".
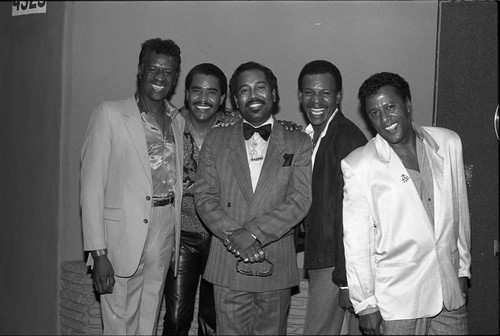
[
  {"left": 153, "top": 67, "right": 167, "bottom": 80},
  {"left": 155, "top": 71, "right": 166, "bottom": 80},
  {"left": 380, "top": 110, "right": 390, "bottom": 123},
  {"left": 311, "top": 92, "right": 321, "bottom": 103},
  {"left": 200, "top": 90, "right": 208, "bottom": 102}
]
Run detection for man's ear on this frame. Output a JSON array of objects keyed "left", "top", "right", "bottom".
[
  {"left": 336, "top": 91, "right": 342, "bottom": 106},
  {"left": 272, "top": 89, "right": 277, "bottom": 102},
  {"left": 298, "top": 90, "right": 303, "bottom": 103},
  {"left": 406, "top": 98, "right": 412, "bottom": 114}
]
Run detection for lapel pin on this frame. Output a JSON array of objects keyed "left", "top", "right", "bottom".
[{"left": 401, "top": 174, "right": 410, "bottom": 183}]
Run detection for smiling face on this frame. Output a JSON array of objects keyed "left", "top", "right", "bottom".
[
  {"left": 234, "top": 69, "right": 276, "bottom": 126},
  {"left": 365, "top": 85, "right": 413, "bottom": 145},
  {"left": 186, "top": 74, "right": 225, "bottom": 123},
  {"left": 138, "top": 51, "right": 178, "bottom": 103},
  {"left": 299, "top": 73, "right": 341, "bottom": 129}
]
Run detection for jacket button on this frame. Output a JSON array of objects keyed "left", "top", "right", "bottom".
[
  {"left": 317, "top": 259, "right": 321, "bottom": 263},
  {"left": 146, "top": 196, "right": 151, "bottom": 201},
  {"left": 143, "top": 219, "right": 148, "bottom": 224}
]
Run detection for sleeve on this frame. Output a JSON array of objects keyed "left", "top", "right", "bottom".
[
  {"left": 452, "top": 134, "right": 471, "bottom": 278},
  {"left": 333, "top": 130, "right": 368, "bottom": 286},
  {"left": 244, "top": 136, "right": 313, "bottom": 246},
  {"left": 194, "top": 129, "right": 241, "bottom": 240},
  {"left": 80, "top": 103, "right": 111, "bottom": 252},
  {"left": 341, "top": 158, "right": 379, "bottom": 315}
]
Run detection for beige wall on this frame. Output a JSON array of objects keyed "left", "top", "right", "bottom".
[
  {"left": 0, "top": 1, "right": 438, "bottom": 333},
  {"left": 61, "top": 0, "right": 438, "bottom": 263}
]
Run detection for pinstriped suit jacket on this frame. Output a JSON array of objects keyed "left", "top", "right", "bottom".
[{"left": 194, "top": 119, "right": 312, "bottom": 292}]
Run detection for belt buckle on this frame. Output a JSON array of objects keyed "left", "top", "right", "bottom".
[{"left": 153, "top": 195, "right": 174, "bottom": 207}]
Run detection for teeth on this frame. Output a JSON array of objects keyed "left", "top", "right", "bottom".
[
  {"left": 310, "top": 108, "right": 324, "bottom": 116},
  {"left": 385, "top": 123, "right": 397, "bottom": 132},
  {"left": 196, "top": 105, "right": 211, "bottom": 110},
  {"left": 249, "top": 103, "right": 262, "bottom": 108},
  {"left": 151, "top": 84, "right": 165, "bottom": 91}
]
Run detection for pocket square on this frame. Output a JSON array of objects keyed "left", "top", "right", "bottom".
[{"left": 283, "top": 153, "right": 293, "bottom": 167}]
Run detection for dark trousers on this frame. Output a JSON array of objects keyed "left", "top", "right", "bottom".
[{"left": 163, "top": 230, "right": 216, "bottom": 336}]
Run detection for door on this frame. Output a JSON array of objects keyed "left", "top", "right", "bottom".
[{"left": 435, "top": 1, "right": 498, "bottom": 334}]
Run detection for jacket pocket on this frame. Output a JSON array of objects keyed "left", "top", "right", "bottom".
[
  {"left": 377, "top": 260, "right": 417, "bottom": 268},
  {"left": 104, "top": 207, "right": 123, "bottom": 222}
]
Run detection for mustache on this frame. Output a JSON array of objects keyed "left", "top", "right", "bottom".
[
  {"left": 245, "top": 98, "right": 266, "bottom": 108},
  {"left": 192, "top": 101, "right": 214, "bottom": 108}
]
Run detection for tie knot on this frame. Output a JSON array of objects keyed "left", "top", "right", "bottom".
[{"left": 243, "top": 123, "right": 272, "bottom": 141}]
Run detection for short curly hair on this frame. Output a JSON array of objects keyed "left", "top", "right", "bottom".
[
  {"left": 358, "top": 72, "right": 411, "bottom": 113},
  {"left": 184, "top": 63, "right": 227, "bottom": 110},
  {"left": 298, "top": 60, "right": 342, "bottom": 93},
  {"left": 136, "top": 38, "right": 181, "bottom": 87}
]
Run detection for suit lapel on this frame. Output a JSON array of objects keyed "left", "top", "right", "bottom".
[
  {"left": 374, "top": 134, "right": 435, "bottom": 235},
  {"left": 123, "top": 97, "right": 152, "bottom": 186},
  {"left": 420, "top": 127, "right": 444, "bottom": 231},
  {"left": 228, "top": 122, "right": 254, "bottom": 205}
]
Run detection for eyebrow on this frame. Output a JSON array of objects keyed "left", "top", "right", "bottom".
[{"left": 191, "top": 85, "right": 218, "bottom": 91}]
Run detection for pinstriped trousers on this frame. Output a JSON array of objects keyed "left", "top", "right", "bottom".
[{"left": 213, "top": 284, "right": 291, "bottom": 335}]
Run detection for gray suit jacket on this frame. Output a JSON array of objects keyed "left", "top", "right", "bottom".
[
  {"left": 81, "top": 96, "right": 184, "bottom": 277},
  {"left": 194, "top": 119, "right": 312, "bottom": 292}
]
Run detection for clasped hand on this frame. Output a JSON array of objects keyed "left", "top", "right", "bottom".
[{"left": 224, "top": 228, "right": 266, "bottom": 263}]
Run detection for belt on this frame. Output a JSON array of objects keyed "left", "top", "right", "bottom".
[{"left": 152, "top": 195, "right": 175, "bottom": 207}]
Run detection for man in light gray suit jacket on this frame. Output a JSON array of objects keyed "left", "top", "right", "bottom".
[
  {"left": 81, "top": 38, "right": 184, "bottom": 335},
  {"left": 194, "top": 62, "right": 312, "bottom": 335},
  {"left": 342, "top": 72, "right": 471, "bottom": 335}
]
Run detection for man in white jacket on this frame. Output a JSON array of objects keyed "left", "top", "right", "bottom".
[{"left": 342, "top": 72, "right": 471, "bottom": 335}]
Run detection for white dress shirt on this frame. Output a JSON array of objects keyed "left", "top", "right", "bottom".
[
  {"left": 244, "top": 117, "right": 274, "bottom": 192},
  {"left": 305, "top": 108, "right": 338, "bottom": 169}
]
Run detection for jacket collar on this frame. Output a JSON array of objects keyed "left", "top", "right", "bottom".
[{"left": 374, "top": 123, "right": 439, "bottom": 162}]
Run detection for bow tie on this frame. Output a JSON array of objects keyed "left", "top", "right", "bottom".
[{"left": 243, "top": 123, "right": 272, "bottom": 141}]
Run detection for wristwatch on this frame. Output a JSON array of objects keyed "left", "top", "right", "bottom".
[{"left": 90, "top": 249, "right": 108, "bottom": 258}]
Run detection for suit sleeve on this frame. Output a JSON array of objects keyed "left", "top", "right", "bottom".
[
  {"left": 194, "top": 129, "right": 241, "bottom": 240},
  {"left": 333, "top": 131, "right": 368, "bottom": 286},
  {"left": 80, "top": 103, "right": 111, "bottom": 252},
  {"left": 452, "top": 134, "right": 471, "bottom": 278},
  {"left": 341, "top": 158, "right": 379, "bottom": 315},
  {"left": 244, "top": 135, "right": 313, "bottom": 246}
]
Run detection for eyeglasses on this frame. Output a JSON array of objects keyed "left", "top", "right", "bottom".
[{"left": 236, "top": 259, "right": 274, "bottom": 277}]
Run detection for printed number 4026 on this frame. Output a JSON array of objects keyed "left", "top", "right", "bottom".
[{"left": 12, "top": 1, "right": 46, "bottom": 11}]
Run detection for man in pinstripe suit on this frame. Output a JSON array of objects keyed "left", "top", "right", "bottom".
[{"left": 194, "top": 62, "right": 312, "bottom": 335}]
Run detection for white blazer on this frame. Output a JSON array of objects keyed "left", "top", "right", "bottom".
[
  {"left": 341, "top": 124, "right": 471, "bottom": 321},
  {"left": 80, "top": 97, "right": 184, "bottom": 277}
]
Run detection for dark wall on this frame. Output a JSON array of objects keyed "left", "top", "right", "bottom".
[
  {"left": 0, "top": 2, "right": 65, "bottom": 334},
  {"left": 435, "top": 1, "right": 499, "bottom": 334}
]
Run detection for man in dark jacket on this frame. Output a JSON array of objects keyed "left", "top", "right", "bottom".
[{"left": 299, "top": 60, "right": 367, "bottom": 335}]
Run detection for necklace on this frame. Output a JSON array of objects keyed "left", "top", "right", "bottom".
[
  {"left": 248, "top": 136, "right": 264, "bottom": 161},
  {"left": 186, "top": 112, "right": 218, "bottom": 150},
  {"left": 186, "top": 118, "right": 206, "bottom": 150}
]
